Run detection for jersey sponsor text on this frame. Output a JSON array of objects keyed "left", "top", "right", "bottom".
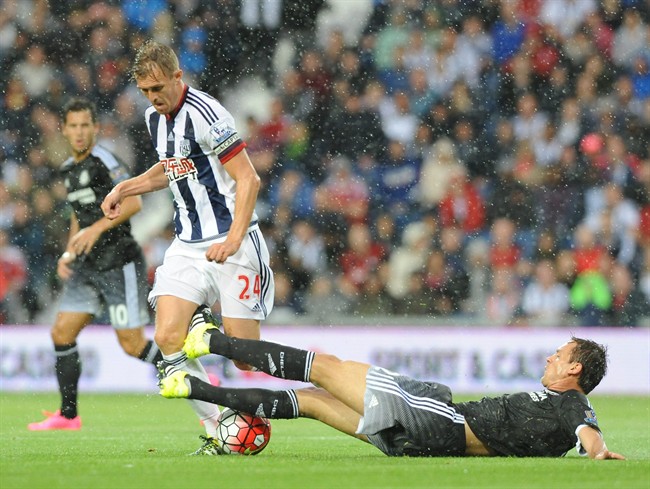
[{"left": 161, "top": 157, "right": 198, "bottom": 183}]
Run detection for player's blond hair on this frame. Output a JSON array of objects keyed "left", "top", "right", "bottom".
[{"left": 132, "top": 40, "right": 179, "bottom": 80}]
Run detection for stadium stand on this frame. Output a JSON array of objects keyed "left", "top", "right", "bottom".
[{"left": 1, "top": 0, "right": 648, "bottom": 326}]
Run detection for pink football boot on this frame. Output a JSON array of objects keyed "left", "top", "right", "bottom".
[{"left": 28, "top": 410, "right": 82, "bottom": 431}]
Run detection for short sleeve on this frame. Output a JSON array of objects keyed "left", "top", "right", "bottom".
[
  {"left": 557, "top": 391, "right": 600, "bottom": 450},
  {"left": 199, "top": 110, "right": 246, "bottom": 164}
]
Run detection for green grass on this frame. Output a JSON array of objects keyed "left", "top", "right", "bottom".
[{"left": 1, "top": 393, "right": 648, "bottom": 489}]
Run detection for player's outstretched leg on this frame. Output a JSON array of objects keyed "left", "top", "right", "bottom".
[
  {"left": 160, "top": 370, "right": 300, "bottom": 419},
  {"left": 184, "top": 326, "right": 314, "bottom": 382}
]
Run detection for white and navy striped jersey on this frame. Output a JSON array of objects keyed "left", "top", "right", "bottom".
[{"left": 145, "top": 85, "right": 256, "bottom": 242}]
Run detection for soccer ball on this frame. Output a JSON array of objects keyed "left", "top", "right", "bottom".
[{"left": 216, "top": 408, "right": 271, "bottom": 455}]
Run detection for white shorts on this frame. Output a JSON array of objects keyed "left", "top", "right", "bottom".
[{"left": 149, "top": 227, "right": 274, "bottom": 320}]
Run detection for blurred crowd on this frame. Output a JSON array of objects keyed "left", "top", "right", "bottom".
[{"left": 1, "top": 0, "right": 649, "bottom": 327}]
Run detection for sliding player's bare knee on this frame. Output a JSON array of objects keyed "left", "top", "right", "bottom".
[
  {"left": 297, "top": 387, "right": 332, "bottom": 419},
  {"left": 297, "top": 387, "right": 365, "bottom": 439},
  {"left": 311, "top": 353, "right": 344, "bottom": 383}
]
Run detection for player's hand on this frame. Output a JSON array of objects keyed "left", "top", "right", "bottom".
[
  {"left": 206, "top": 238, "right": 241, "bottom": 264},
  {"left": 101, "top": 187, "right": 123, "bottom": 220},
  {"left": 595, "top": 450, "right": 626, "bottom": 460},
  {"left": 69, "top": 226, "right": 101, "bottom": 256},
  {"left": 57, "top": 252, "right": 76, "bottom": 280}
]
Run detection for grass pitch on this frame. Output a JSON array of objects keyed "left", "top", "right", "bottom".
[{"left": 1, "top": 393, "right": 648, "bottom": 489}]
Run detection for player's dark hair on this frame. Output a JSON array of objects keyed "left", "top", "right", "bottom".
[
  {"left": 570, "top": 336, "right": 608, "bottom": 394},
  {"left": 132, "top": 40, "right": 179, "bottom": 80},
  {"left": 62, "top": 98, "right": 97, "bottom": 124}
]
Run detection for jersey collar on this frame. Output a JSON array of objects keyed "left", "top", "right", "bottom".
[{"left": 166, "top": 83, "right": 189, "bottom": 120}]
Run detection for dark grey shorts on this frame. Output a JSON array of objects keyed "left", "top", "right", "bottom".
[
  {"left": 58, "top": 253, "right": 150, "bottom": 329},
  {"left": 357, "top": 366, "right": 466, "bottom": 457}
]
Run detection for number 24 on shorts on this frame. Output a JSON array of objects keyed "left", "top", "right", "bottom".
[{"left": 238, "top": 274, "right": 261, "bottom": 300}]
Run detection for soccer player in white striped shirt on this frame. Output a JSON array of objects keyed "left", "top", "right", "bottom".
[{"left": 101, "top": 41, "right": 275, "bottom": 455}]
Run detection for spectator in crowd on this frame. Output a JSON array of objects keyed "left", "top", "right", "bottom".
[
  {"left": 573, "top": 224, "right": 607, "bottom": 275},
  {"left": 584, "top": 182, "right": 640, "bottom": 266},
  {"left": 571, "top": 254, "right": 613, "bottom": 327},
  {"left": 385, "top": 221, "right": 432, "bottom": 304},
  {"left": 267, "top": 168, "right": 315, "bottom": 221},
  {"left": 286, "top": 219, "right": 327, "bottom": 310},
  {"left": 612, "top": 9, "right": 648, "bottom": 70},
  {"left": 416, "top": 137, "right": 465, "bottom": 211},
  {"left": 511, "top": 92, "right": 549, "bottom": 147},
  {"left": 540, "top": 0, "right": 597, "bottom": 41},
  {"left": 340, "top": 223, "right": 386, "bottom": 293},
  {"left": 491, "top": 4, "right": 526, "bottom": 67},
  {"left": 406, "top": 66, "right": 437, "bottom": 119},
  {"left": 422, "top": 250, "right": 460, "bottom": 315},
  {"left": 521, "top": 259, "right": 571, "bottom": 326},
  {"left": 438, "top": 172, "right": 486, "bottom": 235},
  {"left": 463, "top": 237, "right": 489, "bottom": 317},
  {"left": 375, "top": 140, "right": 421, "bottom": 230},
  {"left": 439, "top": 225, "right": 471, "bottom": 313},
  {"left": 379, "top": 90, "right": 419, "bottom": 145},
  {"left": 488, "top": 217, "right": 522, "bottom": 271},
  {"left": 0, "top": 229, "right": 27, "bottom": 324},
  {"left": 484, "top": 266, "right": 521, "bottom": 326},
  {"left": 313, "top": 155, "right": 370, "bottom": 226},
  {"left": 608, "top": 261, "right": 648, "bottom": 326},
  {"left": 640, "top": 246, "right": 650, "bottom": 310},
  {"left": 303, "top": 274, "right": 355, "bottom": 322},
  {"left": 268, "top": 271, "right": 298, "bottom": 324},
  {"left": 11, "top": 43, "right": 55, "bottom": 99}
]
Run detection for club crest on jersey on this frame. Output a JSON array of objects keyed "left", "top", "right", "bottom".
[
  {"left": 209, "top": 120, "right": 235, "bottom": 145},
  {"left": 161, "top": 157, "right": 198, "bottom": 183},
  {"left": 79, "top": 169, "right": 90, "bottom": 186},
  {"left": 180, "top": 139, "right": 192, "bottom": 157}
]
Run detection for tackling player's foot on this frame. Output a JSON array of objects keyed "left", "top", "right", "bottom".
[
  {"left": 28, "top": 410, "right": 82, "bottom": 431},
  {"left": 191, "top": 304, "right": 220, "bottom": 331},
  {"left": 184, "top": 305, "right": 221, "bottom": 359},
  {"left": 190, "top": 435, "right": 223, "bottom": 455},
  {"left": 159, "top": 370, "right": 192, "bottom": 398}
]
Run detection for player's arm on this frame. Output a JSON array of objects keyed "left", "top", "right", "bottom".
[
  {"left": 58, "top": 212, "right": 81, "bottom": 280},
  {"left": 102, "top": 162, "right": 168, "bottom": 220},
  {"left": 206, "top": 149, "right": 260, "bottom": 263},
  {"left": 578, "top": 425, "right": 625, "bottom": 460},
  {"left": 69, "top": 195, "right": 142, "bottom": 256}
]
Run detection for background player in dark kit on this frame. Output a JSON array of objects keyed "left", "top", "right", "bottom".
[{"left": 29, "top": 98, "right": 159, "bottom": 431}]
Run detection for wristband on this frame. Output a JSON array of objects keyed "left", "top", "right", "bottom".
[{"left": 61, "top": 251, "right": 76, "bottom": 260}]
